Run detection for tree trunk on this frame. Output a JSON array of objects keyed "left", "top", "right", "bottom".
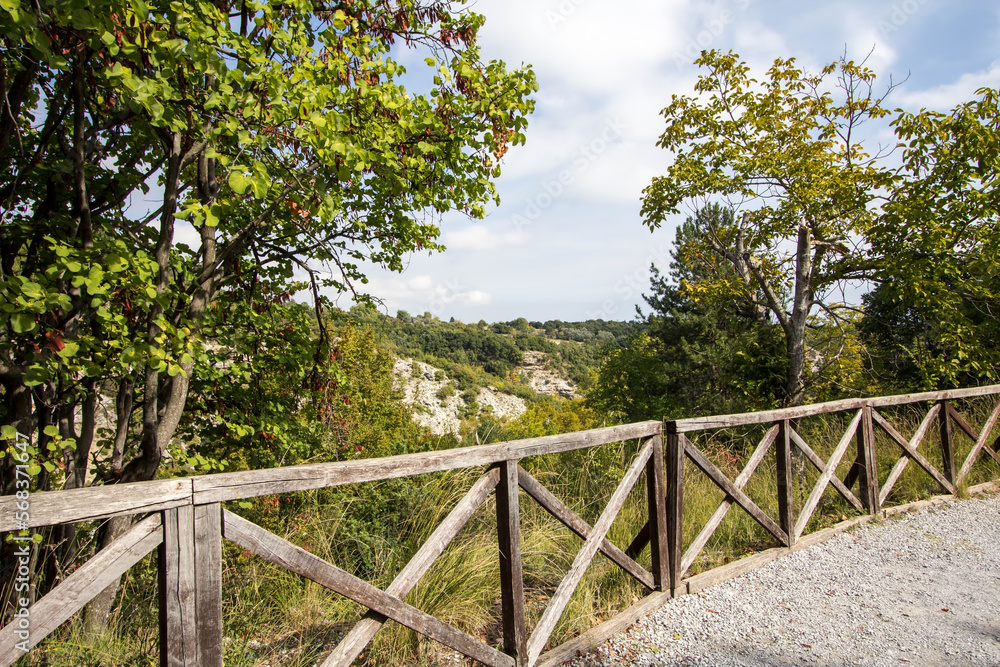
[{"left": 80, "top": 515, "right": 134, "bottom": 637}]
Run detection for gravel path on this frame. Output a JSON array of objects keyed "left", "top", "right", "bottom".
[{"left": 568, "top": 492, "right": 1000, "bottom": 667}]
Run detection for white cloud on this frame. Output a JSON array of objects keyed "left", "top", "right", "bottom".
[
  {"left": 895, "top": 61, "right": 1000, "bottom": 111},
  {"left": 361, "top": 274, "right": 493, "bottom": 316},
  {"left": 442, "top": 225, "right": 528, "bottom": 251}
]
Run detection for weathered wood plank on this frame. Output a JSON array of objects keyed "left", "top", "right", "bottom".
[
  {"left": 624, "top": 520, "right": 650, "bottom": 560},
  {"left": 526, "top": 440, "right": 653, "bottom": 666},
  {"left": 682, "top": 436, "right": 788, "bottom": 546},
  {"left": 646, "top": 434, "right": 670, "bottom": 591},
  {"left": 222, "top": 510, "right": 513, "bottom": 667},
  {"left": 512, "top": 421, "right": 661, "bottom": 459},
  {"left": 0, "top": 479, "right": 191, "bottom": 532},
  {"left": 496, "top": 462, "right": 527, "bottom": 665},
  {"left": 938, "top": 400, "right": 955, "bottom": 484},
  {"left": 681, "top": 425, "right": 778, "bottom": 576},
  {"left": 956, "top": 398, "right": 1000, "bottom": 484},
  {"left": 161, "top": 506, "right": 198, "bottom": 667},
  {"left": 534, "top": 591, "right": 674, "bottom": 667},
  {"left": 673, "top": 385, "right": 1000, "bottom": 433},
  {"left": 947, "top": 403, "right": 981, "bottom": 442},
  {"left": 323, "top": 468, "right": 500, "bottom": 667},
  {"left": 196, "top": 443, "right": 510, "bottom": 504},
  {"left": 875, "top": 404, "right": 949, "bottom": 505},
  {"left": 0, "top": 515, "right": 162, "bottom": 667},
  {"left": 518, "top": 466, "right": 654, "bottom": 590},
  {"left": 859, "top": 406, "right": 880, "bottom": 514},
  {"left": 666, "top": 429, "right": 684, "bottom": 595},
  {"left": 194, "top": 504, "right": 223, "bottom": 667},
  {"left": 776, "top": 421, "right": 794, "bottom": 543},
  {"left": 792, "top": 410, "right": 863, "bottom": 541},
  {"left": 193, "top": 422, "right": 661, "bottom": 504},
  {"left": 787, "top": 430, "right": 864, "bottom": 511}
]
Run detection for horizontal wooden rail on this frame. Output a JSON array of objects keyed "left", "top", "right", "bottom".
[
  {"left": 0, "top": 478, "right": 190, "bottom": 533},
  {"left": 193, "top": 422, "right": 661, "bottom": 504},
  {"left": 673, "top": 384, "right": 1000, "bottom": 433}
]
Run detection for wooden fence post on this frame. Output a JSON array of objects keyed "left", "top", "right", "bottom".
[
  {"left": 194, "top": 504, "right": 223, "bottom": 667},
  {"left": 160, "top": 507, "right": 197, "bottom": 667},
  {"left": 160, "top": 504, "right": 223, "bottom": 667},
  {"left": 858, "top": 405, "right": 880, "bottom": 514},
  {"left": 665, "top": 424, "right": 683, "bottom": 596},
  {"left": 938, "top": 400, "right": 955, "bottom": 485},
  {"left": 646, "top": 433, "right": 669, "bottom": 590},
  {"left": 776, "top": 420, "right": 794, "bottom": 546},
  {"left": 496, "top": 461, "right": 527, "bottom": 665}
]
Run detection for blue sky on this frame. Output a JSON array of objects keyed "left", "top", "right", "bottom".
[{"left": 347, "top": 0, "right": 1000, "bottom": 323}]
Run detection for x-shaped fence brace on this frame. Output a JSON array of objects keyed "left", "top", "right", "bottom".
[
  {"left": 217, "top": 437, "right": 664, "bottom": 667},
  {"left": 664, "top": 396, "right": 1000, "bottom": 583}
]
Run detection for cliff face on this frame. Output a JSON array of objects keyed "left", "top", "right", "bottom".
[
  {"left": 520, "top": 351, "right": 579, "bottom": 399},
  {"left": 391, "top": 352, "right": 580, "bottom": 435},
  {"left": 392, "top": 358, "right": 528, "bottom": 435}
]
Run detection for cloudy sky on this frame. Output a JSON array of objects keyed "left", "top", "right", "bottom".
[{"left": 348, "top": 0, "right": 1000, "bottom": 324}]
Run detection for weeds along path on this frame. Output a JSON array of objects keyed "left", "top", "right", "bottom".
[{"left": 567, "top": 491, "right": 1000, "bottom": 667}]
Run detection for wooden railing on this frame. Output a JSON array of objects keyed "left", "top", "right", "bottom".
[{"left": 2, "top": 386, "right": 1000, "bottom": 667}]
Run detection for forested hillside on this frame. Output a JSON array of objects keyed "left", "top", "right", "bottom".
[{"left": 342, "top": 306, "right": 641, "bottom": 394}]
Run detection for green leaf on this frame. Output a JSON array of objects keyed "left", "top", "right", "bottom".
[
  {"left": 23, "top": 366, "right": 48, "bottom": 387},
  {"left": 71, "top": 8, "right": 100, "bottom": 30},
  {"left": 228, "top": 171, "right": 249, "bottom": 195},
  {"left": 57, "top": 341, "right": 80, "bottom": 359},
  {"left": 27, "top": 464, "right": 41, "bottom": 476},
  {"left": 43, "top": 425, "right": 59, "bottom": 437},
  {"left": 19, "top": 281, "right": 43, "bottom": 299},
  {"left": 133, "top": 0, "right": 149, "bottom": 21},
  {"left": 204, "top": 207, "right": 219, "bottom": 227},
  {"left": 250, "top": 174, "right": 269, "bottom": 199},
  {"left": 10, "top": 313, "right": 36, "bottom": 334},
  {"left": 0, "top": 425, "right": 17, "bottom": 440}
]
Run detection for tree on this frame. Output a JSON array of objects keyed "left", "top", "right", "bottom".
[
  {"left": 867, "top": 87, "right": 1000, "bottom": 387},
  {"left": 589, "top": 206, "right": 786, "bottom": 423},
  {"left": 641, "top": 51, "right": 897, "bottom": 405},
  {"left": 0, "top": 0, "right": 534, "bottom": 624}
]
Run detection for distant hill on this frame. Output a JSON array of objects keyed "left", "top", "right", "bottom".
[{"left": 334, "top": 307, "right": 644, "bottom": 433}]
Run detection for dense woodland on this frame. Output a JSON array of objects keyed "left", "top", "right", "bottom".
[{"left": 1, "top": 0, "right": 999, "bottom": 663}]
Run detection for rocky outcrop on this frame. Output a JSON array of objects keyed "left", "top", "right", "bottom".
[
  {"left": 520, "top": 351, "right": 579, "bottom": 399},
  {"left": 392, "top": 351, "right": 579, "bottom": 435},
  {"left": 476, "top": 387, "right": 527, "bottom": 420},
  {"left": 392, "top": 358, "right": 528, "bottom": 435}
]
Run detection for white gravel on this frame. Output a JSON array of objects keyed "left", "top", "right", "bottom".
[{"left": 567, "top": 492, "right": 1000, "bottom": 667}]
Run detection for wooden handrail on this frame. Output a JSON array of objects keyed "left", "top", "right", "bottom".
[{"left": 672, "top": 384, "right": 1000, "bottom": 432}]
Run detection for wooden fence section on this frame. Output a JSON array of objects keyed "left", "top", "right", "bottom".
[{"left": 2, "top": 387, "right": 1000, "bottom": 667}]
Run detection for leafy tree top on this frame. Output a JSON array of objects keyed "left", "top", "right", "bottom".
[{"left": 0, "top": 0, "right": 536, "bottom": 486}]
